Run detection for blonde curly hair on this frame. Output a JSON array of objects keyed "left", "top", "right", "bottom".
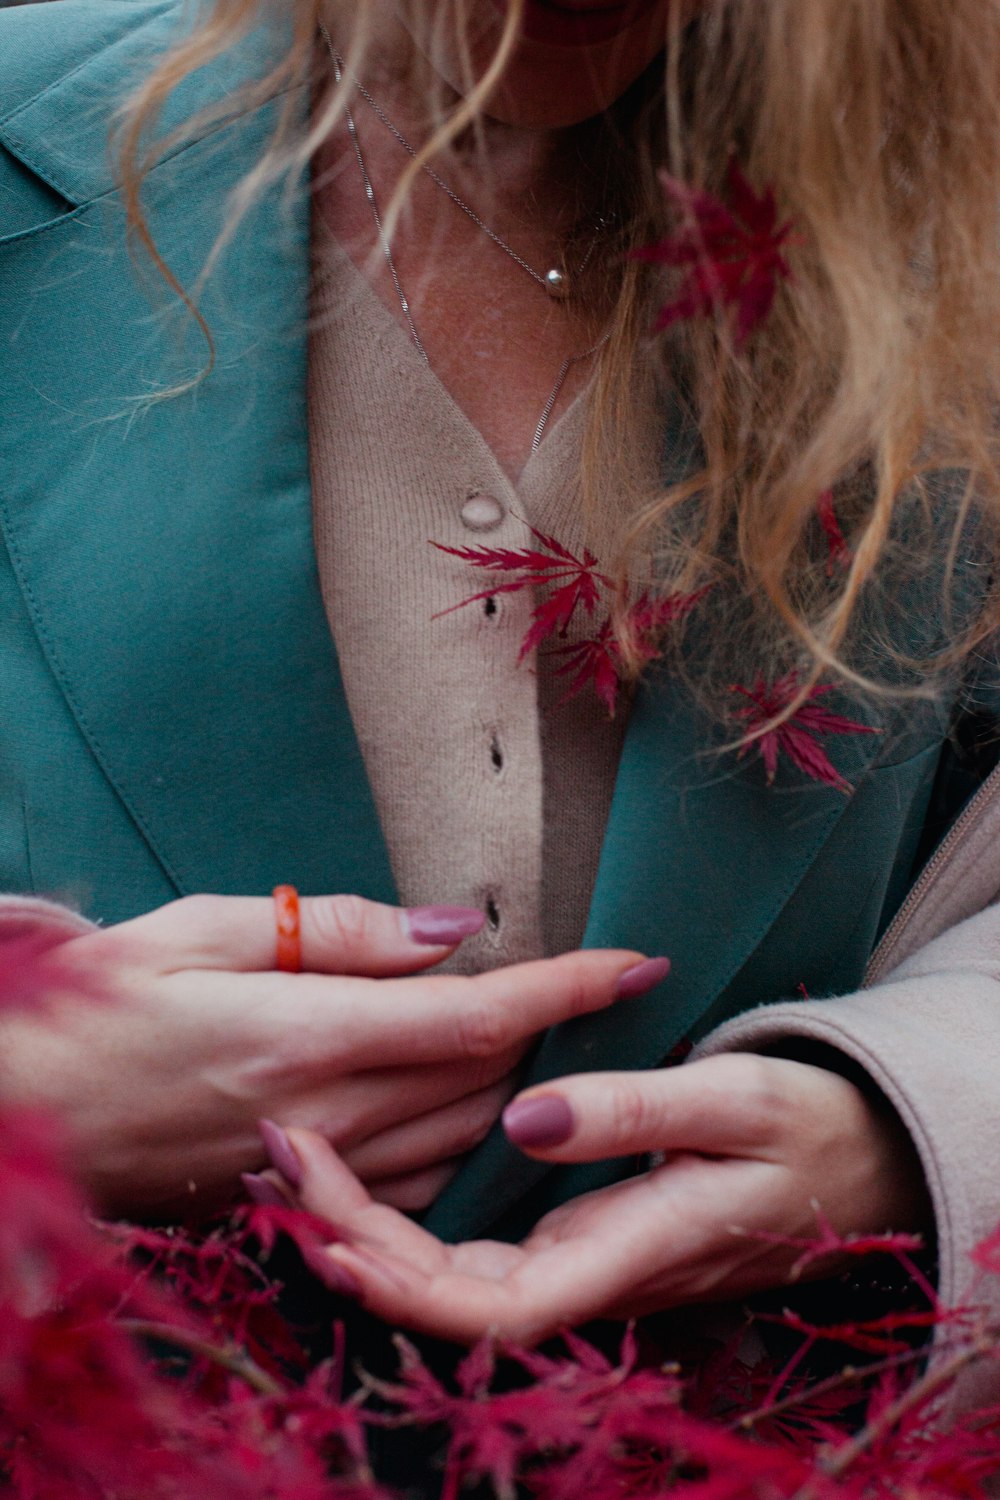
[{"left": 118, "top": 0, "right": 1000, "bottom": 728}]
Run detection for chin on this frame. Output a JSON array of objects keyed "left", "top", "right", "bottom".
[
  {"left": 480, "top": 29, "right": 667, "bottom": 126},
  {"left": 482, "top": 75, "right": 631, "bottom": 127},
  {"left": 392, "top": 0, "right": 669, "bottom": 128}
]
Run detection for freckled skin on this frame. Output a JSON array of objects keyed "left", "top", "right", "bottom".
[{"left": 321, "top": 0, "right": 683, "bottom": 474}]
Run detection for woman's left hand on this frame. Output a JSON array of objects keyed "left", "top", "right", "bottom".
[{"left": 273, "top": 1054, "right": 932, "bottom": 1345}]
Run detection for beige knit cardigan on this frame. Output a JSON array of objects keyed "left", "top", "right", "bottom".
[{"left": 307, "top": 235, "right": 634, "bottom": 970}]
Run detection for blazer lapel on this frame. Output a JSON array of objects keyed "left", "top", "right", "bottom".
[
  {"left": 426, "top": 651, "right": 890, "bottom": 1241},
  {"left": 0, "top": 9, "right": 396, "bottom": 914}
]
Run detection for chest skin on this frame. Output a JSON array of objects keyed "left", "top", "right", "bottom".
[
  {"left": 0, "top": 0, "right": 985, "bottom": 1242},
  {"left": 313, "top": 118, "right": 608, "bottom": 484}
]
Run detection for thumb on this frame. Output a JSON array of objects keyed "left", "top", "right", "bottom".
[{"left": 501, "top": 1055, "right": 785, "bottom": 1162}]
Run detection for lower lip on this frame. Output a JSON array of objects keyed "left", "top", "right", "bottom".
[{"left": 502, "top": 0, "right": 649, "bottom": 47}]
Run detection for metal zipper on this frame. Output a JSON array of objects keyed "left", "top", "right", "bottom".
[{"left": 863, "top": 759, "right": 1000, "bottom": 986}]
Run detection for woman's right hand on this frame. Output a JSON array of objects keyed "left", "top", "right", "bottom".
[{"left": 0, "top": 894, "right": 652, "bottom": 1218}]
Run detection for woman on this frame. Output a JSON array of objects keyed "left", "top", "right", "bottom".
[{"left": 1, "top": 0, "right": 999, "bottom": 1418}]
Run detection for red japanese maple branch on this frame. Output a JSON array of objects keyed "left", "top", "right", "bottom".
[
  {"left": 119, "top": 1317, "right": 285, "bottom": 1397},
  {"left": 796, "top": 1327, "right": 1000, "bottom": 1496},
  {"left": 731, "top": 1345, "right": 935, "bottom": 1435}
]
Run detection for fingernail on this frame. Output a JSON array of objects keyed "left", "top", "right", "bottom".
[
  {"left": 303, "top": 1245, "right": 364, "bottom": 1300},
  {"left": 403, "top": 905, "right": 486, "bottom": 945},
  {"left": 615, "top": 956, "right": 671, "bottom": 1000},
  {"left": 258, "top": 1119, "right": 303, "bottom": 1189},
  {"left": 503, "top": 1094, "right": 575, "bottom": 1149},
  {"left": 241, "top": 1171, "right": 289, "bottom": 1208}
]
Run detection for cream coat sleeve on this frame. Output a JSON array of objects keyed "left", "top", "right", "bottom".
[{"left": 692, "top": 899, "right": 1000, "bottom": 1419}]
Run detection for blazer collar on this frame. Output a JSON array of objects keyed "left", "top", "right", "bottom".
[{"left": 0, "top": 0, "right": 290, "bottom": 207}]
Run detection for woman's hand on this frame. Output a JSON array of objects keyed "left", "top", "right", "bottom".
[
  {"left": 0, "top": 893, "right": 652, "bottom": 1217},
  {"left": 280, "top": 1053, "right": 933, "bottom": 1344}
]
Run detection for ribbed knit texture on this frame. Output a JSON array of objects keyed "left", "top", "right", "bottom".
[{"left": 308, "top": 234, "right": 631, "bottom": 972}]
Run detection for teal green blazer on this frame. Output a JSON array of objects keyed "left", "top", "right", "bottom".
[{"left": 0, "top": 0, "right": 983, "bottom": 1240}]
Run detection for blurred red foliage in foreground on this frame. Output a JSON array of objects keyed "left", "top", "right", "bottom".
[{"left": 1, "top": 935, "right": 999, "bottom": 1498}]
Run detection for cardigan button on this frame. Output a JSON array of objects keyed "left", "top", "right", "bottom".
[{"left": 460, "top": 492, "right": 505, "bottom": 531}]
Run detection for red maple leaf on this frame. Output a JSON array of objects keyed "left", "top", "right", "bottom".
[
  {"left": 625, "top": 585, "right": 713, "bottom": 656},
  {"left": 731, "top": 672, "right": 878, "bottom": 791},
  {"left": 550, "top": 586, "right": 710, "bottom": 717},
  {"left": 633, "top": 157, "right": 795, "bottom": 345},
  {"left": 230, "top": 1202, "right": 342, "bottom": 1260},
  {"left": 432, "top": 526, "right": 711, "bottom": 714},
  {"left": 431, "top": 526, "right": 610, "bottom": 661},
  {"left": 818, "top": 488, "right": 852, "bottom": 575},
  {"left": 760, "top": 1307, "right": 950, "bottom": 1359},
  {"left": 369, "top": 1328, "right": 688, "bottom": 1500},
  {"left": 742, "top": 1207, "right": 936, "bottom": 1302},
  {"left": 551, "top": 616, "right": 622, "bottom": 714}
]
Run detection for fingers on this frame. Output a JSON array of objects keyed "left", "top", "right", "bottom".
[
  {"left": 250, "top": 947, "right": 663, "bottom": 1073},
  {"left": 367, "top": 1161, "right": 461, "bottom": 1212},
  {"left": 341, "top": 1079, "right": 514, "bottom": 1180},
  {"left": 290, "top": 1053, "right": 521, "bottom": 1154},
  {"left": 287, "top": 1128, "right": 446, "bottom": 1265},
  {"left": 262, "top": 1128, "right": 686, "bottom": 1344},
  {"left": 254, "top": 1060, "right": 900, "bottom": 1349},
  {"left": 284, "top": 1129, "right": 536, "bottom": 1339},
  {"left": 98, "top": 893, "right": 485, "bottom": 976},
  {"left": 283, "top": 1130, "right": 798, "bottom": 1342},
  {"left": 243, "top": 1159, "right": 459, "bottom": 1214},
  {"left": 501, "top": 1054, "right": 806, "bottom": 1162}
]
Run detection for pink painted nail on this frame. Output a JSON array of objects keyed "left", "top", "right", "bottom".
[
  {"left": 303, "top": 1244, "right": 364, "bottom": 1300},
  {"left": 258, "top": 1119, "right": 303, "bottom": 1189},
  {"left": 241, "top": 1171, "right": 289, "bottom": 1208},
  {"left": 503, "top": 1094, "right": 575, "bottom": 1149},
  {"left": 403, "top": 905, "right": 486, "bottom": 945},
  {"left": 615, "top": 956, "right": 671, "bottom": 1000}
]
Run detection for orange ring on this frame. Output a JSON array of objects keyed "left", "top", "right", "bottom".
[{"left": 273, "top": 885, "right": 301, "bottom": 973}]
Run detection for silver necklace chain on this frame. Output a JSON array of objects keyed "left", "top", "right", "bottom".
[
  {"left": 320, "top": 25, "right": 609, "bottom": 453},
  {"left": 332, "top": 50, "right": 430, "bottom": 361},
  {"left": 320, "top": 24, "right": 600, "bottom": 300},
  {"left": 529, "top": 335, "right": 609, "bottom": 455}
]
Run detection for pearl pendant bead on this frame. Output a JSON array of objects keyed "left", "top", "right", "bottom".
[{"left": 544, "top": 267, "right": 570, "bottom": 299}]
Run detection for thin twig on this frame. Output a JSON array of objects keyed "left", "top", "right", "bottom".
[
  {"left": 120, "top": 1317, "right": 285, "bottom": 1397},
  {"left": 732, "top": 1346, "right": 929, "bottom": 1433},
  {"left": 791, "top": 1331, "right": 999, "bottom": 1500}
]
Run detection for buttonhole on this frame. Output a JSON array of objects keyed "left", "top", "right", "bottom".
[
  {"left": 485, "top": 897, "right": 500, "bottom": 931},
  {"left": 489, "top": 733, "right": 504, "bottom": 773}
]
